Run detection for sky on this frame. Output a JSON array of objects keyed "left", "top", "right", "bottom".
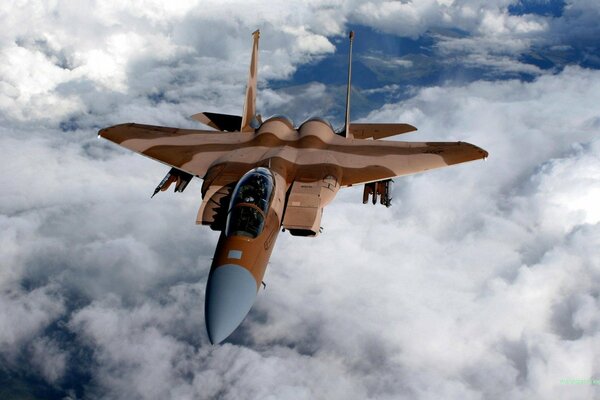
[{"left": 1, "top": 0, "right": 600, "bottom": 399}]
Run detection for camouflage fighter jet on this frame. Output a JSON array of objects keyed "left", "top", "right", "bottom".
[{"left": 99, "top": 30, "right": 488, "bottom": 344}]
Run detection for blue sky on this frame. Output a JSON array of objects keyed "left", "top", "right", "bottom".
[
  {"left": 1, "top": 1, "right": 600, "bottom": 399},
  {"left": 272, "top": 2, "right": 599, "bottom": 123}
]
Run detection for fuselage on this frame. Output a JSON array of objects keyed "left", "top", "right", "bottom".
[
  {"left": 203, "top": 118, "right": 347, "bottom": 343},
  {"left": 204, "top": 166, "right": 287, "bottom": 343}
]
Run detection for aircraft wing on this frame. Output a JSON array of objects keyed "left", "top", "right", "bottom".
[
  {"left": 98, "top": 123, "right": 244, "bottom": 178},
  {"left": 99, "top": 122, "right": 488, "bottom": 188},
  {"left": 329, "top": 138, "right": 488, "bottom": 186}
]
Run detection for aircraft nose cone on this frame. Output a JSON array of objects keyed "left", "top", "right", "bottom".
[{"left": 205, "top": 264, "right": 258, "bottom": 344}]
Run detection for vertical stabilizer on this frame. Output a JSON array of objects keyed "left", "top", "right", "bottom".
[
  {"left": 344, "top": 31, "right": 355, "bottom": 138},
  {"left": 240, "top": 30, "right": 260, "bottom": 133}
]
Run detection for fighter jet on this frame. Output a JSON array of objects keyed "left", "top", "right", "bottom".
[{"left": 99, "top": 30, "right": 488, "bottom": 344}]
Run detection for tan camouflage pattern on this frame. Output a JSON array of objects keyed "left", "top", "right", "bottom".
[
  {"left": 210, "top": 170, "right": 287, "bottom": 287},
  {"left": 99, "top": 118, "right": 487, "bottom": 189},
  {"left": 240, "top": 30, "right": 260, "bottom": 133},
  {"left": 99, "top": 117, "right": 487, "bottom": 236},
  {"left": 349, "top": 123, "right": 417, "bottom": 139}
]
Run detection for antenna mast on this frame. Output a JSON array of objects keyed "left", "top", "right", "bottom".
[{"left": 344, "top": 31, "right": 354, "bottom": 138}]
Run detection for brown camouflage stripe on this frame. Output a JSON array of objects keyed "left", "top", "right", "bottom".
[
  {"left": 140, "top": 136, "right": 484, "bottom": 159},
  {"left": 100, "top": 124, "right": 487, "bottom": 157},
  {"left": 99, "top": 121, "right": 487, "bottom": 188},
  {"left": 199, "top": 159, "right": 389, "bottom": 191}
]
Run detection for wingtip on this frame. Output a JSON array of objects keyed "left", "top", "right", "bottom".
[{"left": 479, "top": 147, "right": 489, "bottom": 159}]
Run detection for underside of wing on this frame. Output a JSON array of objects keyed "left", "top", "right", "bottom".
[
  {"left": 98, "top": 123, "right": 241, "bottom": 178},
  {"left": 335, "top": 140, "right": 488, "bottom": 186}
]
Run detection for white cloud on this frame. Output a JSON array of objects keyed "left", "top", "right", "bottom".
[
  {"left": 29, "top": 337, "right": 68, "bottom": 384},
  {"left": 0, "top": 285, "right": 65, "bottom": 358},
  {"left": 353, "top": 0, "right": 546, "bottom": 38},
  {"left": 1, "top": 1, "right": 600, "bottom": 399},
  {"left": 16, "top": 66, "right": 592, "bottom": 400},
  {"left": 0, "top": 0, "right": 341, "bottom": 126},
  {"left": 532, "top": 141, "right": 600, "bottom": 227}
]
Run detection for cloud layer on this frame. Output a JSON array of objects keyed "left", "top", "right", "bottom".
[{"left": 1, "top": 1, "right": 600, "bottom": 399}]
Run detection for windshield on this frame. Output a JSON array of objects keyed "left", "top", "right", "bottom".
[
  {"left": 226, "top": 205, "right": 265, "bottom": 238},
  {"left": 225, "top": 168, "right": 275, "bottom": 238}
]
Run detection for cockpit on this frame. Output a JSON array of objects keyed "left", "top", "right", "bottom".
[{"left": 225, "top": 168, "right": 275, "bottom": 238}]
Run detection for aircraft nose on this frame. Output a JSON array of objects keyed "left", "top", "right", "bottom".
[{"left": 205, "top": 264, "right": 258, "bottom": 344}]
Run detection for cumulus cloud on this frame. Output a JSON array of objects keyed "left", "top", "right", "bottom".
[
  {"left": 0, "top": 285, "right": 64, "bottom": 357},
  {"left": 0, "top": 0, "right": 343, "bottom": 127},
  {"left": 251, "top": 66, "right": 600, "bottom": 399},
  {"left": 353, "top": 1, "right": 545, "bottom": 46},
  {"left": 1, "top": 1, "right": 600, "bottom": 399},
  {"left": 353, "top": 0, "right": 600, "bottom": 78}
]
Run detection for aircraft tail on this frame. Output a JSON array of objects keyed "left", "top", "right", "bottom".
[
  {"left": 343, "top": 31, "right": 354, "bottom": 138},
  {"left": 240, "top": 30, "right": 260, "bottom": 132},
  {"left": 338, "top": 31, "right": 419, "bottom": 140}
]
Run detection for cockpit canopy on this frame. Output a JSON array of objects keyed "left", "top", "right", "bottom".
[{"left": 225, "top": 167, "right": 275, "bottom": 238}]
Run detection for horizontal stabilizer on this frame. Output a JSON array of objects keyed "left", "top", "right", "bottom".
[
  {"left": 350, "top": 123, "right": 417, "bottom": 140},
  {"left": 191, "top": 112, "right": 242, "bottom": 132}
]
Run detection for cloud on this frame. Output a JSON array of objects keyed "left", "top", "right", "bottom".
[
  {"left": 4, "top": 65, "right": 598, "bottom": 400},
  {"left": 353, "top": 1, "right": 547, "bottom": 41},
  {"left": 0, "top": 0, "right": 343, "bottom": 128},
  {"left": 254, "top": 70, "right": 600, "bottom": 399},
  {"left": 1, "top": 1, "right": 600, "bottom": 399},
  {"left": 0, "top": 284, "right": 65, "bottom": 359},
  {"left": 353, "top": 0, "right": 600, "bottom": 76},
  {"left": 28, "top": 337, "right": 68, "bottom": 384}
]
